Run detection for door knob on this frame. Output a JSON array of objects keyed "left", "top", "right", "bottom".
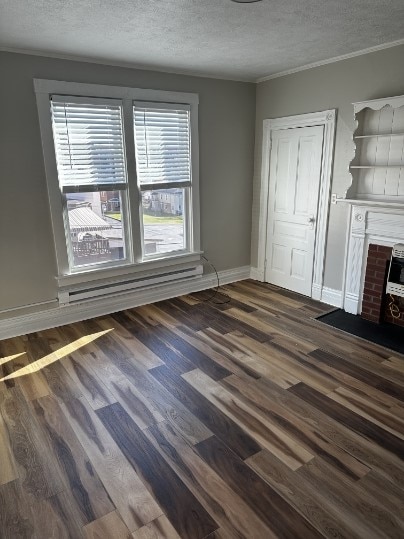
[{"left": 307, "top": 215, "right": 315, "bottom": 223}]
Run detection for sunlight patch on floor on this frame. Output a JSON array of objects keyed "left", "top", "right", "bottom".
[
  {"left": 0, "top": 329, "right": 113, "bottom": 382},
  {"left": 0, "top": 352, "right": 26, "bottom": 367}
]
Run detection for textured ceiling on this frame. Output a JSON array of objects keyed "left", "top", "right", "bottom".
[{"left": 1, "top": 0, "right": 404, "bottom": 81}]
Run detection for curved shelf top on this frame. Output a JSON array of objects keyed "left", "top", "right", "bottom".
[{"left": 353, "top": 94, "right": 404, "bottom": 113}]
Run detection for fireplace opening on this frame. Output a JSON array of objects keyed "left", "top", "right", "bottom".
[{"left": 361, "top": 244, "right": 404, "bottom": 328}]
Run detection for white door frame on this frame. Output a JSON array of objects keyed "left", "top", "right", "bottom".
[{"left": 256, "top": 109, "right": 336, "bottom": 300}]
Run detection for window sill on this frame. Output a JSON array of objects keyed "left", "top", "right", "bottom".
[{"left": 57, "top": 251, "right": 203, "bottom": 289}]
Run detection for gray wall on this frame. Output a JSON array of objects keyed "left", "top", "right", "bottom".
[
  {"left": 0, "top": 52, "right": 256, "bottom": 312},
  {"left": 252, "top": 45, "right": 404, "bottom": 291}
]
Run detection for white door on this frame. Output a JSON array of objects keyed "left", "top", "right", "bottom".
[{"left": 265, "top": 125, "right": 324, "bottom": 296}]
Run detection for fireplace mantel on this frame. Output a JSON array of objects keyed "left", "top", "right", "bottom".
[{"left": 343, "top": 204, "right": 404, "bottom": 314}]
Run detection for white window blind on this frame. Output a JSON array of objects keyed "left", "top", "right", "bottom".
[
  {"left": 133, "top": 103, "right": 191, "bottom": 187},
  {"left": 51, "top": 97, "right": 127, "bottom": 192}
]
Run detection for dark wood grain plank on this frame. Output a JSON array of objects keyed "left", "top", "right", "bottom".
[
  {"left": 83, "top": 510, "right": 132, "bottom": 539},
  {"left": 96, "top": 403, "right": 218, "bottom": 539},
  {"left": 58, "top": 395, "right": 163, "bottom": 532},
  {"left": 152, "top": 325, "right": 232, "bottom": 380},
  {"left": 23, "top": 335, "right": 82, "bottom": 403},
  {"left": 297, "top": 457, "right": 404, "bottom": 539},
  {"left": 131, "top": 515, "right": 181, "bottom": 539},
  {"left": 85, "top": 345, "right": 212, "bottom": 444},
  {"left": 247, "top": 449, "right": 362, "bottom": 539},
  {"left": 309, "top": 348, "right": 404, "bottom": 402},
  {"left": 145, "top": 421, "right": 277, "bottom": 539},
  {"left": 195, "top": 435, "right": 323, "bottom": 539},
  {"left": 0, "top": 397, "right": 18, "bottom": 486},
  {"left": 149, "top": 364, "right": 261, "bottom": 458},
  {"left": 130, "top": 329, "right": 197, "bottom": 375},
  {"left": 33, "top": 395, "right": 114, "bottom": 525},
  {"left": 254, "top": 374, "right": 404, "bottom": 489},
  {"left": 222, "top": 374, "right": 370, "bottom": 481},
  {"left": 173, "top": 325, "right": 262, "bottom": 380},
  {"left": 151, "top": 299, "right": 209, "bottom": 331},
  {"left": 289, "top": 382, "right": 404, "bottom": 459},
  {"left": 196, "top": 303, "right": 272, "bottom": 342},
  {"left": 183, "top": 368, "right": 314, "bottom": 470},
  {"left": 0, "top": 480, "right": 33, "bottom": 539},
  {"left": 0, "top": 386, "right": 64, "bottom": 499},
  {"left": 59, "top": 351, "right": 116, "bottom": 410}
]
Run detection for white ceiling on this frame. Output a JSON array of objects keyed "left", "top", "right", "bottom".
[{"left": 1, "top": 0, "right": 404, "bottom": 81}]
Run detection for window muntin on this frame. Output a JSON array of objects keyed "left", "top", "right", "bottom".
[{"left": 50, "top": 97, "right": 131, "bottom": 271}]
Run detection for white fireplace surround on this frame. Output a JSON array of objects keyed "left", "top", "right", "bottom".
[{"left": 343, "top": 203, "right": 404, "bottom": 314}]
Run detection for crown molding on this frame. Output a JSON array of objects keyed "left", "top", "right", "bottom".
[
  {"left": 0, "top": 46, "right": 254, "bottom": 84},
  {"left": 2, "top": 38, "right": 404, "bottom": 87},
  {"left": 256, "top": 39, "right": 404, "bottom": 83}
]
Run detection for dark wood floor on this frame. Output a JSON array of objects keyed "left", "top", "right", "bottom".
[{"left": 1, "top": 280, "right": 404, "bottom": 538}]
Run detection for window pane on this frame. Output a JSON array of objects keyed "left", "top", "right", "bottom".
[
  {"left": 142, "top": 189, "right": 185, "bottom": 255},
  {"left": 51, "top": 100, "right": 127, "bottom": 189},
  {"left": 66, "top": 191, "right": 127, "bottom": 268},
  {"left": 134, "top": 105, "right": 191, "bottom": 185}
]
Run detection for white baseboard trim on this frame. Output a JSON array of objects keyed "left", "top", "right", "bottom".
[
  {"left": 250, "top": 267, "right": 264, "bottom": 281},
  {"left": 311, "top": 283, "right": 322, "bottom": 301},
  {"left": 0, "top": 265, "right": 250, "bottom": 340},
  {"left": 321, "top": 287, "right": 343, "bottom": 308},
  {"left": 343, "top": 293, "right": 359, "bottom": 314}
]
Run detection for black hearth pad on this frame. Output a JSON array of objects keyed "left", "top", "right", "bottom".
[{"left": 316, "top": 309, "right": 404, "bottom": 354}]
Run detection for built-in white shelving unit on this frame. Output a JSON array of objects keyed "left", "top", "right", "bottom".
[{"left": 345, "top": 94, "right": 404, "bottom": 203}]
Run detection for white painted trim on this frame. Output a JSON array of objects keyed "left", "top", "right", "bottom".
[
  {"left": 0, "top": 47, "right": 252, "bottom": 83},
  {"left": 344, "top": 293, "right": 361, "bottom": 315},
  {"left": 353, "top": 94, "right": 404, "bottom": 113},
  {"left": 250, "top": 267, "right": 264, "bottom": 281},
  {"left": 256, "top": 39, "right": 404, "bottom": 82},
  {"left": 343, "top": 205, "right": 404, "bottom": 314},
  {"left": 311, "top": 283, "right": 322, "bottom": 301},
  {"left": 256, "top": 109, "right": 336, "bottom": 300},
  {"left": 0, "top": 266, "right": 250, "bottom": 340},
  {"left": 321, "top": 287, "right": 343, "bottom": 308},
  {"left": 34, "top": 79, "right": 199, "bottom": 105},
  {"left": 0, "top": 300, "right": 57, "bottom": 316},
  {"left": 337, "top": 198, "right": 404, "bottom": 209}
]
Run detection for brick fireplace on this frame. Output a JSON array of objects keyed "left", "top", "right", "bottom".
[{"left": 361, "top": 243, "right": 404, "bottom": 327}]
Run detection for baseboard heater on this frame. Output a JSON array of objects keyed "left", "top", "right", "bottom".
[{"left": 58, "top": 264, "right": 203, "bottom": 306}]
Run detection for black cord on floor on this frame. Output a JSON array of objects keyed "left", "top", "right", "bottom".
[{"left": 199, "top": 255, "right": 231, "bottom": 305}]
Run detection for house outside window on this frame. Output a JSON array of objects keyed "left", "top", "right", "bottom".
[{"left": 35, "top": 80, "right": 200, "bottom": 287}]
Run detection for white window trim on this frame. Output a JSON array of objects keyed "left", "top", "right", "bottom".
[{"left": 34, "top": 79, "right": 201, "bottom": 287}]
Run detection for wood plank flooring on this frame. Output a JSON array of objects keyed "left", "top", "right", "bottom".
[{"left": 1, "top": 279, "right": 404, "bottom": 538}]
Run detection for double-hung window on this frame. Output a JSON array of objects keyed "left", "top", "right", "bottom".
[{"left": 35, "top": 80, "right": 200, "bottom": 285}]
